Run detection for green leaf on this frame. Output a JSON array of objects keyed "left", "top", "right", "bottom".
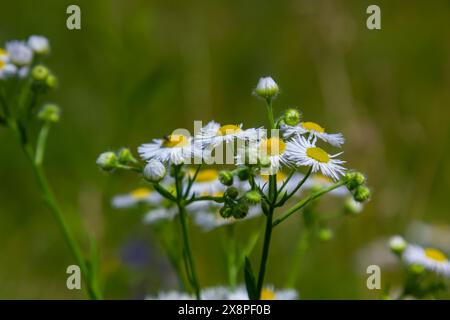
[{"left": 244, "top": 257, "right": 258, "bottom": 300}]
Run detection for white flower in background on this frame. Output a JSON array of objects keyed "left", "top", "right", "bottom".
[
  {"left": 228, "top": 285, "right": 298, "bottom": 300},
  {"left": 138, "top": 134, "right": 199, "bottom": 165},
  {"left": 283, "top": 121, "right": 345, "bottom": 147},
  {"left": 143, "top": 207, "right": 178, "bottom": 225},
  {"left": 405, "top": 221, "right": 450, "bottom": 251},
  {"left": 344, "top": 196, "right": 364, "bottom": 214},
  {"left": 187, "top": 168, "right": 225, "bottom": 196},
  {"left": 193, "top": 205, "right": 262, "bottom": 232},
  {"left": 286, "top": 136, "right": 346, "bottom": 181},
  {"left": 402, "top": 244, "right": 450, "bottom": 277},
  {"left": 6, "top": 41, "right": 33, "bottom": 66},
  {"left": 27, "top": 35, "right": 50, "bottom": 55},
  {"left": 196, "top": 121, "right": 265, "bottom": 150},
  {"left": 0, "top": 49, "right": 17, "bottom": 79},
  {"left": 17, "top": 66, "right": 29, "bottom": 78},
  {"left": 389, "top": 235, "right": 407, "bottom": 254},
  {"left": 256, "top": 171, "right": 305, "bottom": 195},
  {"left": 302, "top": 173, "right": 349, "bottom": 196},
  {"left": 254, "top": 76, "right": 279, "bottom": 99},
  {"left": 146, "top": 290, "right": 193, "bottom": 300},
  {"left": 143, "top": 159, "right": 166, "bottom": 182},
  {"left": 111, "top": 187, "right": 163, "bottom": 209}
]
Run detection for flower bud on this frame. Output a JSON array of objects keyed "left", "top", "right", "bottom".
[
  {"left": 258, "top": 154, "right": 272, "bottom": 168},
  {"left": 96, "top": 152, "right": 117, "bottom": 171},
  {"left": 409, "top": 264, "right": 425, "bottom": 275},
  {"left": 353, "top": 185, "right": 371, "bottom": 202},
  {"left": 318, "top": 228, "right": 334, "bottom": 241},
  {"left": 45, "top": 74, "right": 58, "bottom": 89},
  {"left": 244, "top": 190, "right": 261, "bottom": 204},
  {"left": 254, "top": 76, "right": 279, "bottom": 99},
  {"left": 118, "top": 148, "right": 137, "bottom": 164},
  {"left": 389, "top": 236, "right": 407, "bottom": 255},
  {"left": 283, "top": 108, "right": 301, "bottom": 126},
  {"left": 236, "top": 166, "right": 250, "bottom": 181},
  {"left": 219, "top": 206, "right": 233, "bottom": 218},
  {"left": 143, "top": 160, "right": 166, "bottom": 182},
  {"left": 219, "top": 170, "right": 234, "bottom": 186},
  {"left": 344, "top": 197, "right": 363, "bottom": 215},
  {"left": 345, "top": 171, "right": 366, "bottom": 191},
  {"left": 232, "top": 201, "right": 249, "bottom": 219},
  {"left": 27, "top": 35, "right": 50, "bottom": 55},
  {"left": 31, "top": 65, "right": 49, "bottom": 81},
  {"left": 38, "top": 103, "right": 60, "bottom": 123},
  {"left": 225, "top": 187, "right": 239, "bottom": 200}
]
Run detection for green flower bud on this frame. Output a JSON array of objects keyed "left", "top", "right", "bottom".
[
  {"left": 45, "top": 74, "right": 58, "bottom": 89},
  {"left": 38, "top": 103, "right": 60, "bottom": 123},
  {"left": 31, "top": 65, "right": 49, "bottom": 81},
  {"left": 389, "top": 235, "right": 407, "bottom": 255},
  {"left": 244, "top": 190, "right": 261, "bottom": 204},
  {"left": 409, "top": 264, "right": 425, "bottom": 275},
  {"left": 258, "top": 154, "right": 272, "bottom": 168},
  {"left": 236, "top": 167, "right": 250, "bottom": 181},
  {"left": 225, "top": 187, "right": 239, "bottom": 200},
  {"left": 219, "top": 170, "right": 234, "bottom": 186},
  {"left": 219, "top": 206, "right": 233, "bottom": 219},
  {"left": 118, "top": 148, "right": 137, "bottom": 164},
  {"left": 283, "top": 108, "right": 301, "bottom": 126},
  {"left": 254, "top": 76, "right": 279, "bottom": 100},
  {"left": 143, "top": 160, "right": 166, "bottom": 182},
  {"left": 232, "top": 201, "right": 249, "bottom": 219},
  {"left": 353, "top": 185, "right": 371, "bottom": 202},
  {"left": 96, "top": 152, "right": 117, "bottom": 171},
  {"left": 344, "top": 197, "right": 363, "bottom": 215},
  {"left": 318, "top": 228, "right": 334, "bottom": 241},
  {"left": 345, "top": 171, "right": 366, "bottom": 191}
]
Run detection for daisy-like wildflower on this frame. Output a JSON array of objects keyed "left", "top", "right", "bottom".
[
  {"left": 111, "top": 187, "right": 163, "bottom": 209},
  {"left": 0, "top": 49, "right": 17, "bottom": 79},
  {"left": 254, "top": 76, "right": 279, "bottom": 99},
  {"left": 27, "top": 35, "right": 50, "bottom": 55},
  {"left": 143, "top": 207, "right": 178, "bottom": 225},
  {"left": 6, "top": 41, "right": 33, "bottom": 66},
  {"left": 138, "top": 133, "right": 199, "bottom": 165},
  {"left": 256, "top": 171, "right": 305, "bottom": 195},
  {"left": 286, "top": 136, "right": 346, "bottom": 181},
  {"left": 187, "top": 168, "right": 225, "bottom": 196},
  {"left": 196, "top": 121, "right": 264, "bottom": 149},
  {"left": 228, "top": 285, "right": 298, "bottom": 300},
  {"left": 283, "top": 121, "right": 345, "bottom": 147},
  {"left": 193, "top": 205, "right": 262, "bottom": 232},
  {"left": 402, "top": 244, "right": 450, "bottom": 277}
]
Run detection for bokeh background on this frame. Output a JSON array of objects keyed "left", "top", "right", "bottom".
[{"left": 1, "top": 0, "right": 449, "bottom": 299}]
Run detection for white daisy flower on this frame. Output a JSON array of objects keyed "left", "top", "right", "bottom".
[
  {"left": 6, "top": 41, "right": 33, "bottom": 66},
  {"left": 286, "top": 136, "right": 346, "bottom": 181},
  {"left": 111, "top": 187, "right": 164, "bottom": 209},
  {"left": 283, "top": 121, "right": 344, "bottom": 147},
  {"left": 187, "top": 168, "right": 225, "bottom": 197},
  {"left": 228, "top": 285, "right": 298, "bottom": 300},
  {"left": 254, "top": 76, "right": 279, "bottom": 99},
  {"left": 193, "top": 205, "right": 262, "bottom": 231},
  {"left": 302, "top": 173, "right": 349, "bottom": 196},
  {"left": 138, "top": 133, "right": 199, "bottom": 166},
  {"left": 143, "top": 207, "right": 178, "bottom": 225},
  {"left": 402, "top": 245, "right": 450, "bottom": 277},
  {"left": 27, "top": 35, "right": 50, "bottom": 55},
  {"left": 256, "top": 171, "right": 305, "bottom": 195},
  {"left": 196, "top": 121, "right": 264, "bottom": 150},
  {"left": 0, "top": 57, "right": 17, "bottom": 80}
]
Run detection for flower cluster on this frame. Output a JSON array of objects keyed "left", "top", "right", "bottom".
[{"left": 98, "top": 76, "right": 371, "bottom": 300}]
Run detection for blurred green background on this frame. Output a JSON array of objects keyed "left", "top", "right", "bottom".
[{"left": 1, "top": 0, "right": 450, "bottom": 299}]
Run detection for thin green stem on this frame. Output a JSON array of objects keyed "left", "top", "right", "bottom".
[
  {"left": 276, "top": 167, "right": 313, "bottom": 206},
  {"left": 256, "top": 204, "right": 274, "bottom": 297},
  {"left": 174, "top": 166, "right": 201, "bottom": 299},
  {"left": 187, "top": 195, "right": 224, "bottom": 204},
  {"left": 272, "top": 180, "right": 346, "bottom": 227},
  {"left": 184, "top": 164, "right": 202, "bottom": 198},
  {"left": 35, "top": 123, "right": 51, "bottom": 165},
  {"left": 265, "top": 98, "right": 275, "bottom": 133}
]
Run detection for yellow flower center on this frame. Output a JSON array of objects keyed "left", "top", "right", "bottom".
[
  {"left": 162, "top": 134, "right": 189, "bottom": 148},
  {"left": 424, "top": 248, "right": 447, "bottom": 262},
  {"left": 0, "top": 48, "right": 7, "bottom": 56},
  {"left": 0, "top": 60, "right": 5, "bottom": 69},
  {"left": 261, "top": 172, "right": 287, "bottom": 182},
  {"left": 301, "top": 121, "right": 325, "bottom": 133},
  {"left": 260, "top": 137, "right": 286, "bottom": 156},
  {"left": 130, "top": 188, "right": 152, "bottom": 199},
  {"left": 261, "top": 288, "right": 276, "bottom": 300},
  {"left": 306, "top": 147, "right": 329, "bottom": 163},
  {"left": 217, "top": 124, "right": 241, "bottom": 136},
  {"left": 193, "top": 169, "right": 219, "bottom": 182}
]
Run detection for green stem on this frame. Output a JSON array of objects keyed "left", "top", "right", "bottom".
[
  {"left": 256, "top": 204, "right": 274, "bottom": 297},
  {"left": 276, "top": 167, "right": 313, "bottom": 206},
  {"left": 272, "top": 180, "right": 346, "bottom": 227},
  {"left": 265, "top": 98, "right": 275, "bottom": 134},
  {"left": 9, "top": 119, "right": 101, "bottom": 299},
  {"left": 187, "top": 195, "right": 224, "bottom": 204},
  {"left": 35, "top": 123, "right": 50, "bottom": 165},
  {"left": 174, "top": 166, "right": 201, "bottom": 299}
]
